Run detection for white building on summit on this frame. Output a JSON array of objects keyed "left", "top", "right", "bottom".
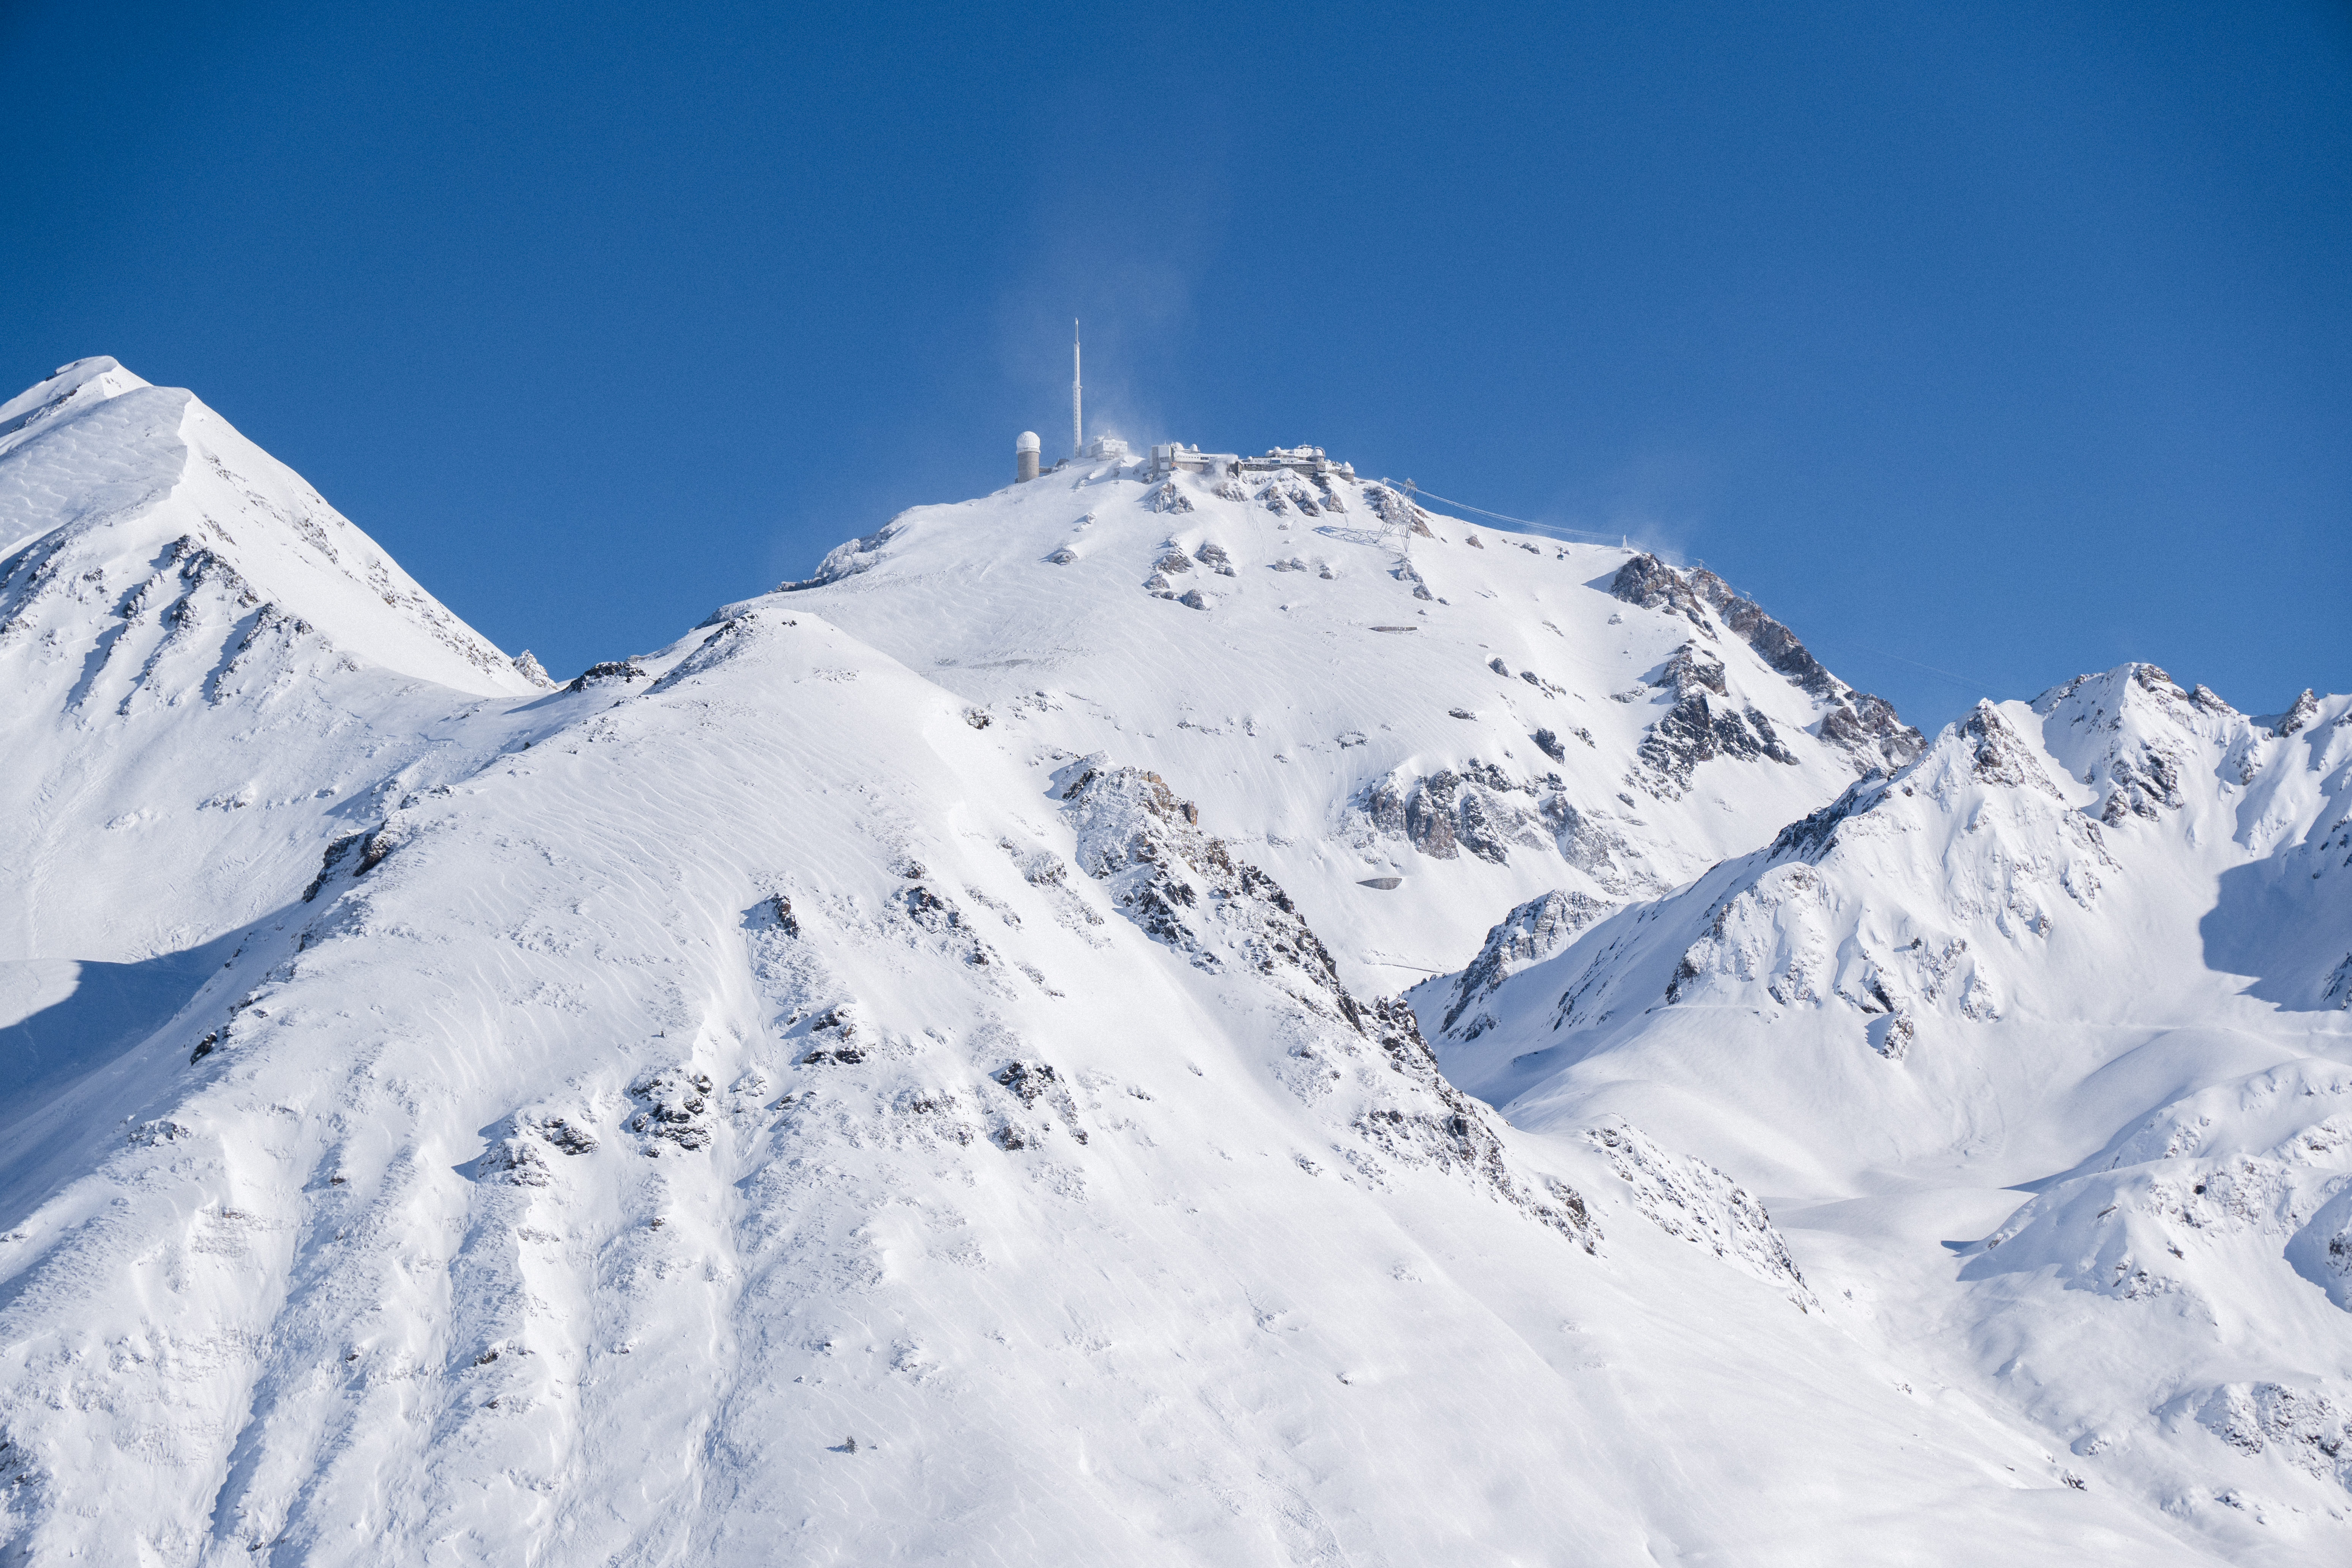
[
  {"left": 1015, "top": 432, "right": 1355, "bottom": 485},
  {"left": 1147, "top": 443, "right": 1355, "bottom": 481},
  {"left": 1024, "top": 324, "right": 1354, "bottom": 484}
]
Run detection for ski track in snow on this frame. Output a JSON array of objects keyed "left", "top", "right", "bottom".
[{"left": 0, "top": 358, "right": 2342, "bottom": 1562}]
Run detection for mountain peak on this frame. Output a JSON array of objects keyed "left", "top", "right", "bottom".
[{"left": 0, "top": 356, "right": 150, "bottom": 462}]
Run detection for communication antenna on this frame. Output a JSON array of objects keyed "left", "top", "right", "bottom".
[{"left": 1072, "top": 320, "right": 1083, "bottom": 459}]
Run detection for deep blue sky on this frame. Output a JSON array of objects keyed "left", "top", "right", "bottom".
[{"left": 4, "top": 1, "right": 2346, "bottom": 731}]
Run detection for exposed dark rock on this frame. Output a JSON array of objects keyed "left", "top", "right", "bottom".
[
  {"left": 1689, "top": 569, "right": 1837, "bottom": 699},
  {"left": 1769, "top": 774, "right": 1890, "bottom": 862},
  {"left": 1619, "top": 556, "right": 1923, "bottom": 772},
  {"left": 302, "top": 833, "right": 367, "bottom": 902},
  {"left": 993, "top": 1061, "right": 1059, "bottom": 1105},
  {"left": 1818, "top": 693, "right": 1925, "bottom": 773},
  {"left": 541, "top": 1117, "right": 599, "bottom": 1155},
  {"left": 1403, "top": 774, "right": 1461, "bottom": 860},
  {"left": 1442, "top": 890, "right": 1612, "bottom": 1035},
  {"left": 1609, "top": 554, "right": 1713, "bottom": 634},
  {"left": 1960, "top": 703, "right": 2062, "bottom": 796},
  {"left": 1057, "top": 763, "right": 1355, "bottom": 1025},
  {"left": 357, "top": 825, "right": 398, "bottom": 874},
  {"left": 628, "top": 1068, "right": 715, "bottom": 1152},
  {"left": 2276, "top": 689, "right": 2321, "bottom": 738},
  {"left": 1661, "top": 641, "right": 1727, "bottom": 698},
  {"left": 1454, "top": 790, "right": 1510, "bottom": 865},
  {"left": 1533, "top": 728, "right": 1568, "bottom": 763},
  {"left": 567, "top": 660, "right": 648, "bottom": 693},
  {"left": 2101, "top": 743, "right": 2186, "bottom": 824},
  {"left": 1638, "top": 693, "right": 1799, "bottom": 791}
]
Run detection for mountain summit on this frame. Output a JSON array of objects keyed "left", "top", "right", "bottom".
[{"left": 0, "top": 362, "right": 2341, "bottom": 1565}]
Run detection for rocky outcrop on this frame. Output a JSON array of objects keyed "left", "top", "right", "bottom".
[
  {"left": 1585, "top": 1120, "right": 1815, "bottom": 1310},
  {"left": 1687, "top": 567, "right": 1835, "bottom": 699},
  {"left": 1057, "top": 762, "right": 1356, "bottom": 1018},
  {"left": 1362, "top": 764, "right": 1664, "bottom": 892},
  {"left": 1958, "top": 702, "right": 2061, "bottom": 796},
  {"left": 1610, "top": 554, "right": 1922, "bottom": 775},
  {"left": 2275, "top": 688, "right": 2322, "bottom": 738},
  {"left": 1364, "top": 763, "right": 1558, "bottom": 867},
  {"left": 1637, "top": 692, "right": 1800, "bottom": 794},
  {"left": 1441, "top": 890, "right": 1612, "bottom": 1036},
  {"left": 568, "top": 659, "right": 648, "bottom": 693},
  {"left": 1817, "top": 692, "right": 1924, "bottom": 773},
  {"left": 1051, "top": 758, "right": 1600, "bottom": 1249},
  {"left": 1609, "top": 554, "right": 1713, "bottom": 632}
]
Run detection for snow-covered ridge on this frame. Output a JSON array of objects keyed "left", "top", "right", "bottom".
[
  {"left": 0, "top": 357, "right": 544, "bottom": 694},
  {"left": 0, "top": 358, "right": 566, "bottom": 961}
]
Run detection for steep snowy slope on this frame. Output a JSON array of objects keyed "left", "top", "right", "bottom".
[
  {"left": 0, "top": 359, "right": 555, "bottom": 962},
  {"left": 0, "top": 602, "right": 2208, "bottom": 1565},
  {"left": 1429, "top": 659, "right": 2352, "bottom": 1557},
  {"left": 752, "top": 459, "right": 1917, "bottom": 993}
]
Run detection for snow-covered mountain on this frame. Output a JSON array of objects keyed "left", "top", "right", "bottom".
[
  {"left": 752, "top": 457, "right": 1917, "bottom": 993},
  {"left": 0, "top": 358, "right": 552, "bottom": 964},
  {"left": 0, "top": 360, "right": 2340, "bottom": 1564},
  {"left": 1427, "top": 657, "right": 2352, "bottom": 1551}
]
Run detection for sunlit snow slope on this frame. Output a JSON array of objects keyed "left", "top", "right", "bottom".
[{"left": 0, "top": 361, "right": 2309, "bottom": 1565}]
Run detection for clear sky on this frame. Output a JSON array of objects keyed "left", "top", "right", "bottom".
[{"left": 4, "top": 0, "right": 2345, "bottom": 732}]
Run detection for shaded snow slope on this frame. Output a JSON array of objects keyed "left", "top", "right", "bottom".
[
  {"left": 0, "top": 359, "right": 555, "bottom": 961},
  {"left": 0, "top": 604, "right": 2206, "bottom": 1565},
  {"left": 1427, "top": 662, "right": 2352, "bottom": 1557},
  {"left": 748, "top": 466, "right": 1916, "bottom": 994}
]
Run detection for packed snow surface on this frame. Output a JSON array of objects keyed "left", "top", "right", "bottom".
[{"left": 0, "top": 360, "right": 2343, "bottom": 1564}]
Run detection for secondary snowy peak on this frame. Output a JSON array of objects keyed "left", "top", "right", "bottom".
[
  {"left": 745, "top": 457, "right": 1922, "bottom": 991},
  {"left": 0, "top": 358, "right": 544, "bottom": 696},
  {"left": 1436, "top": 661, "right": 2350, "bottom": 1057},
  {"left": 1423, "top": 660, "right": 2352, "bottom": 1551},
  {"left": 0, "top": 359, "right": 561, "bottom": 959}
]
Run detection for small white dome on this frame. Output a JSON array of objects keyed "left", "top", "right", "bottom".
[{"left": 1015, "top": 430, "right": 1042, "bottom": 452}]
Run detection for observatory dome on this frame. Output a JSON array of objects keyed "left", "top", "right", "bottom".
[{"left": 1015, "top": 431, "right": 1041, "bottom": 452}]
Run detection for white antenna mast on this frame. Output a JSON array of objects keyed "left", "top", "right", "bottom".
[{"left": 1072, "top": 319, "right": 1083, "bottom": 459}]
